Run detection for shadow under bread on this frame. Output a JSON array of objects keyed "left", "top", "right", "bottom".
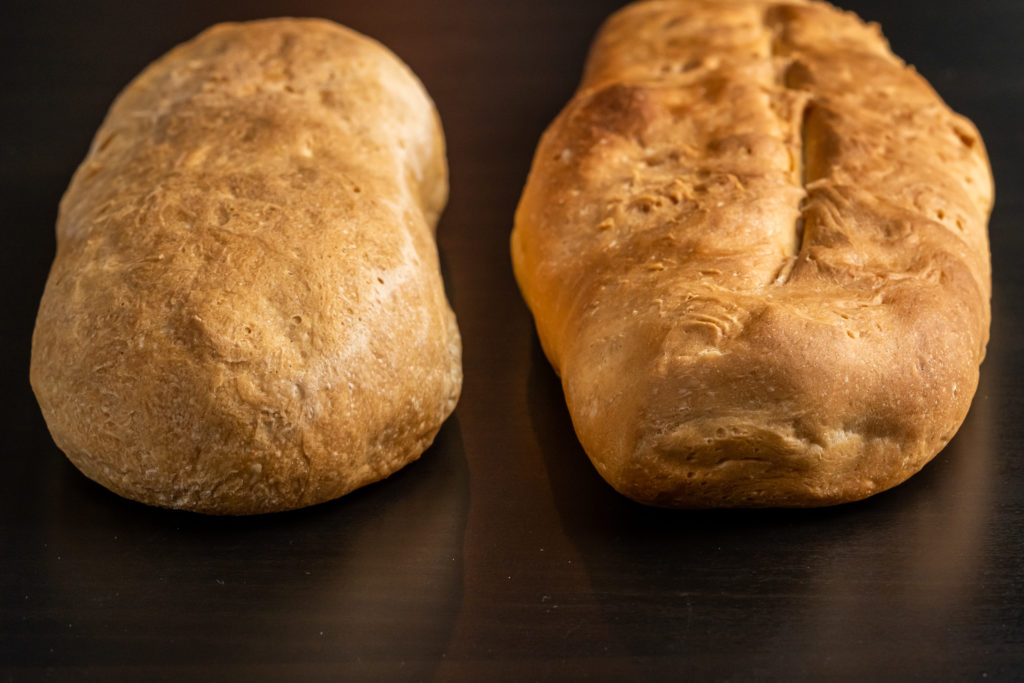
[
  {"left": 16, "top": 414, "right": 469, "bottom": 680},
  {"left": 526, "top": 333, "right": 994, "bottom": 679}
]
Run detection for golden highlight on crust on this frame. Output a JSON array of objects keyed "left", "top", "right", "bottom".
[
  {"left": 31, "top": 19, "right": 462, "bottom": 514},
  {"left": 512, "top": 0, "right": 992, "bottom": 507}
]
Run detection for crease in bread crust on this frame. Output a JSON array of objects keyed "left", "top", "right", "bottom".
[
  {"left": 511, "top": 0, "right": 992, "bottom": 507},
  {"left": 31, "top": 19, "right": 462, "bottom": 514},
  {"left": 767, "top": 5, "right": 812, "bottom": 276}
]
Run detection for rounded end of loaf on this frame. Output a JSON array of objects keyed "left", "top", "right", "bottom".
[
  {"left": 559, "top": 286, "right": 983, "bottom": 509},
  {"left": 30, "top": 299, "right": 462, "bottom": 516}
]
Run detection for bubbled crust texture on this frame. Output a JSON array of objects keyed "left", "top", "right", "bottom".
[
  {"left": 511, "top": 0, "right": 992, "bottom": 507},
  {"left": 30, "top": 19, "right": 462, "bottom": 514}
]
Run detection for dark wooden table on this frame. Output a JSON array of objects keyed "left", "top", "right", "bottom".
[{"left": 3, "top": 1, "right": 1022, "bottom": 679}]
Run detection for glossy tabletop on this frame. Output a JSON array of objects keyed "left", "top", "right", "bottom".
[{"left": 2, "top": 0, "right": 1023, "bottom": 679}]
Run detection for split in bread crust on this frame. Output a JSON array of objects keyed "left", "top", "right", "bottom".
[
  {"left": 512, "top": 0, "right": 992, "bottom": 506},
  {"left": 31, "top": 19, "right": 461, "bottom": 514}
]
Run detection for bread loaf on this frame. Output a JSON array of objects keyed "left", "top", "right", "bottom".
[
  {"left": 30, "top": 19, "right": 461, "bottom": 514},
  {"left": 511, "top": 0, "right": 992, "bottom": 506}
]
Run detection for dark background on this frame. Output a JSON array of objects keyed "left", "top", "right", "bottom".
[{"left": 2, "top": 0, "right": 1022, "bottom": 680}]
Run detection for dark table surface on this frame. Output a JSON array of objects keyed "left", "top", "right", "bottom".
[{"left": 3, "top": 0, "right": 1023, "bottom": 680}]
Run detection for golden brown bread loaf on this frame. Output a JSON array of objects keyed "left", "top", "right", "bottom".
[
  {"left": 30, "top": 19, "right": 461, "bottom": 514},
  {"left": 512, "top": 0, "right": 993, "bottom": 506}
]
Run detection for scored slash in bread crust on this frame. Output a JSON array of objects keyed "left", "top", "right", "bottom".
[
  {"left": 31, "top": 19, "right": 462, "bottom": 514},
  {"left": 512, "top": 0, "right": 992, "bottom": 507}
]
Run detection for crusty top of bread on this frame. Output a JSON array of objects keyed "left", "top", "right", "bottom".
[
  {"left": 512, "top": 0, "right": 992, "bottom": 506},
  {"left": 31, "top": 19, "right": 461, "bottom": 514}
]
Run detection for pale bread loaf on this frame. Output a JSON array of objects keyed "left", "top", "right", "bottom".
[{"left": 31, "top": 19, "right": 461, "bottom": 514}]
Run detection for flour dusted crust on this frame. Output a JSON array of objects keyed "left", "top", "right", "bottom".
[
  {"left": 512, "top": 0, "right": 992, "bottom": 506},
  {"left": 31, "top": 19, "right": 461, "bottom": 514}
]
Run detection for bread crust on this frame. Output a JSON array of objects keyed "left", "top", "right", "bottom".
[
  {"left": 512, "top": 0, "right": 992, "bottom": 506},
  {"left": 31, "top": 19, "right": 461, "bottom": 514}
]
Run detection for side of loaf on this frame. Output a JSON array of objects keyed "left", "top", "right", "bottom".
[
  {"left": 30, "top": 19, "right": 462, "bottom": 514},
  {"left": 511, "top": 0, "right": 992, "bottom": 506}
]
